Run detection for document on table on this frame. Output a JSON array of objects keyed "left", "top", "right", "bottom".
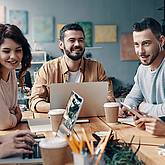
[
  {"left": 28, "top": 118, "right": 52, "bottom": 132},
  {"left": 118, "top": 116, "right": 135, "bottom": 126}
]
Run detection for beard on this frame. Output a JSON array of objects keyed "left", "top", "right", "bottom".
[
  {"left": 64, "top": 45, "right": 85, "bottom": 61},
  {"left": 140, "top": 47, "right": 160, "bottom": 66}
]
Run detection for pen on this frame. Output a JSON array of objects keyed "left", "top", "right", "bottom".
[
  {"left": 120, "top": 102, "right": 143, "bottom": 119},
  {"left": 95, "top": 132, "right": 111, "bottom": 165},
  {"left": 66, "top": 136, "right": 79, "bottom": 153},
  {"left": 136, "top": 121, "right": 145, "bottom": 128},
  {"left": 92, "top": 133, "right": 101, "bottom": 142},
  {"left": 94, "top": 137, "right": 105, "bottom": 155},
  {"left": 82, "top": 128, "right": 93, "bottom": 155},
  {"left": 90, "top": 140, "right": 94, "bottom": 155}
]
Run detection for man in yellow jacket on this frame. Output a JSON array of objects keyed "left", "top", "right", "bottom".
[{"left": 30, "top": 23, "right": 115, "bottom": 113}]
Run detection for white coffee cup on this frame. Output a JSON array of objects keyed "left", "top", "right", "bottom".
[
  {"left": 48, "top": 109, "right": 65, "bottom": 132},
  {"left": 73, "top": 152, "right": 91, "bottom": 165},
  {"left": 104, "top": 102, "right": 120, "bottom": 123},
  {"left": 39, "top": 137, "right": 68, "bottom": 165}
]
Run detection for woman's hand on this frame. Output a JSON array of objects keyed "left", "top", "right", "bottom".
[
  {"left": 0, "top": 130, "right": 35, "bottom": 158},
  {"left": 0, "top": 130, "right": 35, "bottom": 143},
  {"left": 15, "top": 105, "right": 22, "bottom": 122}
]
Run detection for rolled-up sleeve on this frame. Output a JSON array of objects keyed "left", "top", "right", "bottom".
[{"left": 29, "top": 64, "right": 50, "bottom": 112}]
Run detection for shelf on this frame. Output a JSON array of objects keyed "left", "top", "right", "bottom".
[
  {"left": 85, "top": 46, "right": 102, "bottom": 50},
  {"left": 29, "top": 51, "right": 48, "bottom": 84},
  {"left": 31, "top": 51, "right": 47, "bottom": 63},
  {"left": 31, "top": 62, "right": 45, "bottom": 64}
]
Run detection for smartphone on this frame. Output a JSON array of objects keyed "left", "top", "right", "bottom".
[
  {"left": 120, "top": 102, "right": 143, "bottom": 118},
  {"left": 159, "top": 116, "right": 165, "bottom": 122}
]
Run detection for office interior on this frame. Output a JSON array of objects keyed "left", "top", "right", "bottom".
[{"left": 0, "top": 0, "right": 164, "bottom": 100}]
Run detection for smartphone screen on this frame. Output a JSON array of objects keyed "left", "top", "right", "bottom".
[
  {"left": 159, "top": 116, "right": 165, "bottom": 122},
  {"left": 120, "top": 102, "right": 143, "bottom": 118}
]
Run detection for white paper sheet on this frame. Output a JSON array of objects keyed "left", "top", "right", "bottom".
[
  {"left": 118, "top": 116, "right": 135, "bottom": 126},
  {"left": 28, "top": 118, "right": 52, "bottom": 132}
]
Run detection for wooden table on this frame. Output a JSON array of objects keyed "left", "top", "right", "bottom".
[
  {"left": 60, "top": 114, "right": 165, "bottom": 165},
  {"left": 0, "top": 111, "right": 165, "bottom": 165},
  {"left": 72, "top": 116, "right": 165, "bottom": 165},
  {"left": 98, "top": 117, "right": 165, "bottom": 165}
]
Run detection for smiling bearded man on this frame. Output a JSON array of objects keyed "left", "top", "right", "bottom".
[
  {"left": 30, "top": 23, "right": 115, "bottom": 113},
  {"left": 119, "top": 17, "right": 165, "bottom": 118}
]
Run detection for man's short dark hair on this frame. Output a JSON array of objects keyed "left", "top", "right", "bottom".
[
  {"left": 60, "top": 23, "right": 85, "bottom": 41},
  {"left": 132, "top": 17, "right": 162, "bottom": 39}
]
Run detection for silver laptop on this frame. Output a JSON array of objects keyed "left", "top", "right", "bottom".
[{"left": 50, "top": 82, "right": 108, "bottom": 117}]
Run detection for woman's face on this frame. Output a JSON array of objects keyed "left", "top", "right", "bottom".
[{"left": 0, "top": 38, "right": 23, "bottom": 71}]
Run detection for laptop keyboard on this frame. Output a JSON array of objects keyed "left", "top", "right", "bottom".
[{"left": 22, "top": 141, "right": 41, "bottom": 159}]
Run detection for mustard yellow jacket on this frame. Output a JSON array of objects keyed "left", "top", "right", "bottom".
[{"left": 29, "top": 56, "right": 115, "bottom": 112}]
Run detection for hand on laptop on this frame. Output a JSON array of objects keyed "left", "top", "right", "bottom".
[{"left": 0, "top": 130, "right": 35, "bottom": 158}]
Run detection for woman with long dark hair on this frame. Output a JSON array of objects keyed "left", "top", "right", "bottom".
[{"left": 0, "top": 24, "right": 32, "bottom": 130}]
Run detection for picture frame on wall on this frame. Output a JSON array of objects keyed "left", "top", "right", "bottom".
[
  {"left": 9, "top": 10, "right": 28, "bottom": 34},
  {"left": 56, "top": 23, "right": 65, "bottom": 39},
  {"left": 0, "top": 5, "right": 6, "bottom": 24},
  {"left": 32, "top": 16, "right": 54, "bottom": 42},
  {"left": 120, "top": 32, "right": 138, "bottom": 61},
  {"left": 77, "top": 22, "right": 93, "bottom": 47},
  {"left": 95, "top": 25, "right": 117, "bottom": 43}
]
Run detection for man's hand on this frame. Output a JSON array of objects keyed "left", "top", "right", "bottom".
[
  {"left": 135, "top": 117, "right": 165, "bottom": 136},
  {"left": 39, "top": 85, "right": 48, "bottom": 98},
  {"left": 35, "top": 101, "right": 50, "bottom": 113},
  {"left": 132, "top": 110, "right": 147, "bottom": 129},
  {"left": 118, "top": 106, "right": 129, "bottom": 118}
]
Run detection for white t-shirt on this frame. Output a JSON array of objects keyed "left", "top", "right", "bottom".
[{"left": 68, "top": 70, "right": 81, "bottom": 83}]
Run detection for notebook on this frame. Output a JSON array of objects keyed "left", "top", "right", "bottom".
[{"left": 50, "top": 82, "right": 108, "bottom": 117}]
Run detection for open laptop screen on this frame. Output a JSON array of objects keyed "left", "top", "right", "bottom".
[
  {"left": 57, "top": 90, "right": 84, "bottom": 136},
  {"left": 50, "top": 82, "right": 108, "bottom": 117}
]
